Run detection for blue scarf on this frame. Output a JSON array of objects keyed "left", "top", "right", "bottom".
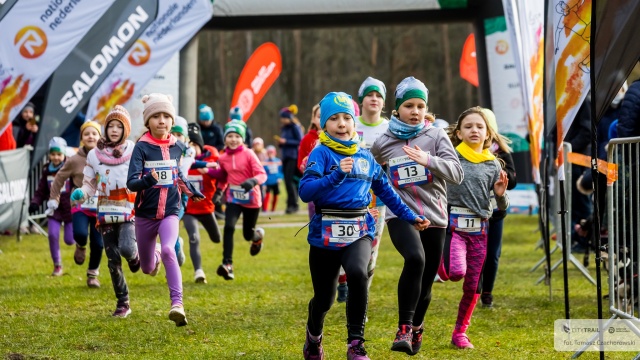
[
  {"left": 48, "top": 161, "right": 64, "bottom": 173},
  {"left": 388, "top": 115, "right": 425, "bottom": 140}
]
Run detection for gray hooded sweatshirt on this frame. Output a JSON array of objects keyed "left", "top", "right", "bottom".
[{"left": 370, "top": 125, "right": 464, "bottom": 227}]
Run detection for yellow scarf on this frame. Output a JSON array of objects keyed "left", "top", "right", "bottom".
[
  {"left": 456, "top": 142, "right": 496, "bottom": 163},
  {"left": 318, "top": 131, "right": 359, "bottom": 156}
]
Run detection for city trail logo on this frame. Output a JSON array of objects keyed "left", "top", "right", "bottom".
[
  {"left": 15, "top": 26, "right": 47, "bottom": 59},
  {"left": 554, "top": 319, "right": 640, "bottom": 351}
]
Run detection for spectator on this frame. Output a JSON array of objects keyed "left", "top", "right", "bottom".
[
  {"left": 277, "top": 104, "right": 303, "bottom": 214},
  {"left": 198, "top": 104, "right": 224, "bottom": 151},
  {"left": 13, "top": 102, "right": 39, "bottom": 148},
  {"left": 618, "top": 74, "right": 640, "bottom": 138}
]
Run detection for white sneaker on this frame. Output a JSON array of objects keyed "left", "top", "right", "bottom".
[
  {"left": 168, "top": 305, "right": 188, "bottom": 327},
  {"left": 194, "top": 269, "right": 207, "bottom": 284},
  {"left": 150, "top": 243, "right": 162, "bottom": 276},
  {"left": 434, "top": 274, "right": 445, "bottom": 283}
]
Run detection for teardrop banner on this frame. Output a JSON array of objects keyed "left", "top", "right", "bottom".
[{"left": 229, "top": 42, "right": 282, "bottom": 122}]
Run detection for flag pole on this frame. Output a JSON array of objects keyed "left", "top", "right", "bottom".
[{"left": 588, "top": 0, "right": 605, "bottom": 357}]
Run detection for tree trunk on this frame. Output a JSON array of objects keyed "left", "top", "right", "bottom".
[
  {"left": 293, "top": 30, "right": 302, "bottom": 105},
  {"left": 441, "top": 24, "right": 455, "bottom": 121}
]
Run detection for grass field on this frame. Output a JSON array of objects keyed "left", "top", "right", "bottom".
[{"left": 0, "top": 213, "right": 632, "bottom": 359}]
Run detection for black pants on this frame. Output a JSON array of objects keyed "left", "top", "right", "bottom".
[
  {"left": 283, "top": 158, "right": 298, "bottom": 210},
  {"left": 307, "top": 238, "right": 371, "bottom": 342},
  {"left": 222, "top": 203, "right": 260, "bottom": 264},
  {"left": 388, "top": 219, "right": 446, "bottom": 326},
  {"left": 72, "top": 212, "right": 103, "bottom": 272},
  {"left": 101, "top": 222, "right": 137, "bottom": 304}
]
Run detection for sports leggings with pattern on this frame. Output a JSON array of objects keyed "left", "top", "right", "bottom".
[
  {"left": 388, "top": 219, "right": 446, "bottom": 326},
  {"left": 439, "top": 228, "right": 487, "bottom": 333}
]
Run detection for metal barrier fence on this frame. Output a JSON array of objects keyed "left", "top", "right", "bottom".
[
  {"left": 531, "top": 142, "right": 596, "bottom": 285},
  {"left": 607, "top": 136, "right": 640, "bottom": 320},
  {"left": 573, "top": 136, "right": 640, "bottom": 357}
]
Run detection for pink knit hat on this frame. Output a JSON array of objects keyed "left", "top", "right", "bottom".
[{"left": 142, "top": 93, "right": 175, "bottom": 127}]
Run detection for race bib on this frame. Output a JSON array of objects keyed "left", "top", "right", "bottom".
[
  {"left": 449, "top": 206, "right": 485, "bottom": 235},
  {"left": 388, "top": 155, "right": 432, "bottom": 188},
  {"left": 267, "top": 164, "right": 279, "bottom": 174},
  {"left": 48, "top": 176, "right": 70, "bottom": 193},
  {"left": 229, "top": 185, "right": 253, "bottom": 205},
  {"left": 490, "top": 190, "right": 499, "bottom": 211},
  {"left": 80, "top": 195, "right": 98, "bottom": 211},
  {"left": 98, "top": 205, "right": 133, "bottom": 224},
  {"left": 321, "top": 215, "right": 366, "bottom": 246},
  {"left": 144, "top": 160, "right": 177, "bottom": 188},
  {"left": 187, "top": 175, "right": 203, "bottom": 193}
]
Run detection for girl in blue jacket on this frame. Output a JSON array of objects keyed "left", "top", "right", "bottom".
[{"left": 299, "top": 92, "right": 430, "bottom": 360}]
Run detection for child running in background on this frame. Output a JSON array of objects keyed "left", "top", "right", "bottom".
[
  {"left": 262, "top": 145, "right": 283, "bottom": 212},
  {"left": 437, "top": 106, "right": 509, "bottom": 349},
  {"left": 182, "top": 124, "right": 222, "bottom": 284},
  {"left": 127, "top": 93, "right": 204, "bottom": 327},
  {"left": 206, "top": 120, "right": 267, "bottom": 280},
  {"left": 48, "top": 121, "right": 104, "bottom": 288},
  {"left": 478, "top": 108, "right": 517, "bottom": 308},
  {"left": 299, "top": 92, "right": 430, "bottom": 360},
  {"left": 297, "top": 104, "right": 321, "bottom": 219},
  {"left": 29, "top": 137, "right": 74, "bottom": 276},
  {"left": 336, "top": 77, "right": 390, "bottom": 304},
  {"left": 71, "top": 106, "right": 140, "bottom": 318},
  {"left": 370, "top": 76, "right": 463, "bottom": 355}
]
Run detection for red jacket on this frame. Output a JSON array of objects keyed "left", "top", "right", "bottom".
[
  {"left": 297, "top": 129, "right": 318, "bottom": 173},
  {"left": 186, "top": 145, "right": 219, "bottom": 215}
]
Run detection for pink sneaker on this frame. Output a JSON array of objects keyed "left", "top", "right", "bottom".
[
  {"left": 347, "top": 339, "right": 370, "bottom": 360},
  {"left": 451, "top": 331, "right": 474, "bottom": 349},
  {"left": 51, "top": 265, "right": 63, "bottom": 277},
  {"left": 303, "top": 328, "right": 324, "bottom": 360}
]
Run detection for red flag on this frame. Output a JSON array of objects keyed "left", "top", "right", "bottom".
[
  {"left": 230, "top": 42, "right": 282, "bottom": 122},
  {"left": 460, "top": 34, "right": 479, "bottom": 87}
]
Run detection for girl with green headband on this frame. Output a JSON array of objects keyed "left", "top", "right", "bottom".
[{"left": 371, "top": 76, "right": 464, "bottom": 355}]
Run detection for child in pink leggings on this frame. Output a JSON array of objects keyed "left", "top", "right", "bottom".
[{"left": 437, "top": 107, "right": 509, "bottom": 349}]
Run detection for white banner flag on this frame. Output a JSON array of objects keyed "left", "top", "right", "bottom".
[
  {"left": 87, "top": 0, "right": 213, "bottom": 125},
  {"left": 502, "top": 0, "right": 545, "bottom": 184},
  {"left": 0, "top": 0, "right": 115, "bottom": 136}
]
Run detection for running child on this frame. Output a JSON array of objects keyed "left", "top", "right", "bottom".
[
  {"left": 48, "top": 121, "right": 104, "bottom": 288},
  {"left": 336, "top": 76, "right": 391, "bottom": 304},
  {"left": 126, "top": 93, "right": 204, "bottom": 327},
  {"left": 170, "top": 115, "right": 193, "bottom": 266},
  {"left": 437, "top": 106, "right": 509, "bottom": 349},
  {"left": 478, "top": 108, "right": 517, "bottom": 308},
  {"left": 262, "top": 145, "right": 283, "bottom": 212},
  {"left": 206, "top": 119, "right": 267, "bottom": 280},
  {"left": 299, "top": 92, "right": 430, "bottom": 360},
  {"left": 370, "top": 76, "right": 464, "bottom": 355},
  {"left": 182, "top": 124, "right": 222, "bottom": 284},
  {"left": 29, "top": 137, "right": 75, "bottom": 276},
  {"left": 71, "top": 106, "right": 140, "bottom": 317}
]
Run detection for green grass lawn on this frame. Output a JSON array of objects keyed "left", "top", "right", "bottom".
[{"left": 0, "top": 214, "right": 631, "bottom": 359}]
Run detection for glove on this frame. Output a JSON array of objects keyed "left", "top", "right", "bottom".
[
  {"left": 45, "top": 199, "right": 58, "bottom": 217},
  {"left": 239, "top": 178, "right": 258, "bottom": 192},
  {"left": 212, "top": 189, "right": 223, "bottom": 204},
  {"left": 28, "top": 203, "right": 39, "bottom": 214},
  {"left": 70, "top": 189, "right": 85, "bottom": 202}
]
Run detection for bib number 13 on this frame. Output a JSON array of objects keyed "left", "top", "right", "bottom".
[{"left": 402, "top": 165, "right": 419, "bottom": 178}]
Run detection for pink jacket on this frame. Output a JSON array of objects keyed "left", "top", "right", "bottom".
[{"left": 208, "top": 145, "right": 267, "bottom": 209}]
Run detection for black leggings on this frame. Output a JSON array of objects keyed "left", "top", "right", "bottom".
[
  {"left": 222, "top": 203, "right": 260, "bottom": 263},
  {"left": 387, "top": 219, "right": 446, "bottom": 326},
  {"left": 307, "top": 238, "right": 371, "bottom": 342},
  {"left": 283, "top": 158, "right": 298, "bottom": 209}
]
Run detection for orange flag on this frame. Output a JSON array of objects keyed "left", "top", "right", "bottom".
[
  {"left": 230, "top": 42, "right": 282, "bottom": 122},
  {"left": 460, "top": 34, "right": 479, "bottom": 87}
]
